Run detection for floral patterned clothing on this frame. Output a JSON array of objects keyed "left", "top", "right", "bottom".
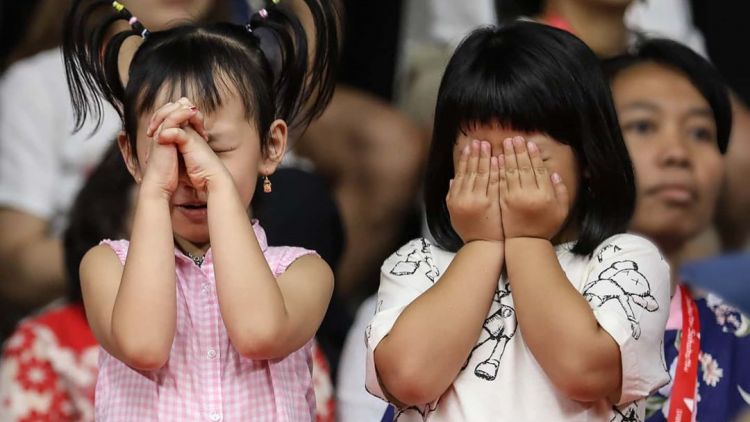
[
  {"left": 646, "top": 284, "right": 750, "bottom": 421},
  {"left": 0, "top": 302, "right": 98, "bottom": 421},
  {"left": 0, "top": 302, "right": 336, "bottom": 422}
]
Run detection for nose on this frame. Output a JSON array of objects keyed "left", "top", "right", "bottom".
[{"left": 657, "top": 126, "right": 691, "bottom": 169}]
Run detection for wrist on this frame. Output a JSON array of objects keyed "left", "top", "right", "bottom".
[
  {"left": 137, "top": 183, "right": 173, "bottom": 202},
  {"left": 461, "top": 239, "right": 505, "bottom": 255}
]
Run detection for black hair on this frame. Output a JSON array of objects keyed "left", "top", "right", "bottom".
[
  {"left": 424, "top": 21, "right": 635, "bottom": 256},
  {"left": 63, "top": 0, "right": 340, "bottom": 159},
  {"left": 63, "top": 144, "right": 134, "bottom": 303},
  {"left": 602, "top": 38, "right": 731, "bottom": 154}
]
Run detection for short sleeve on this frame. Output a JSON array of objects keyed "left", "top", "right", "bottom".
[
  {"left": 365, "top": 238, "right": 441, "bottom": 400},
  {"left": 99, "top": 239, "right": 130, "bottom": 265},
  {"left": 270, "top": 246, "right": 317, "bottom": 277},
  {"left": 581, "top": 234, "right": 671, "bottom": 404},
  {"left": 0, "top": 53, "right": 64, "bottom": 218}
]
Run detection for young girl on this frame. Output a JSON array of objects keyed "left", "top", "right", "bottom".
[
  {"left": 366, "top": 22, "right": 671, "bottom": 421},
  {"left": 63, "top": 0, "right": 339, "bottom": 420}
]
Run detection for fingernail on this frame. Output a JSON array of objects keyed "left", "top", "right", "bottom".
[
  {"left": 498, "top": 154, "right": 505, "bottom": 166},
  {"left": 513, "top": 136, "right": 524, "bottom": 146},
  {"left": 449, "top": 179, "right": 454, "bottom": 186},
  {"left": 527, "top": 141, "right": 537, "bottom": 152},
  {"left": 551, "top": 172, "right": 561, "bottom": 183},
  {"left": 491, "top": 156, "right": 498, "bottom": 166},
  {"left": 481, "top": 142, "right": 490, "bottom": 154},
  {"left": 462, "top": 145, "right": 470, "bottom": 155},
  {"left": 472, "top": 139, "right": 480, "bottom": 148},
  {"left": 504, "top": 138, "right": 513, "bottom": 149}
]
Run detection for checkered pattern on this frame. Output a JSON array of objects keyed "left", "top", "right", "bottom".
[{"left": 96, "top": 223, "right": 316, "bottom": 421}]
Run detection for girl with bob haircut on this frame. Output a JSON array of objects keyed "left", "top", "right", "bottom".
[
  {"left": 63, "top": 0, "right": 339, "bottom": 420},
  {"left": 366, "top": 21, "right": 670, "bottom": 421}
]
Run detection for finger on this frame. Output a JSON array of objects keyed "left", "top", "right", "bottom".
[
  {"left": 527, "top": 140, "right": 550, "bottom": 192},
  {"left": 551, "top": 172, "right": 571, "bottom": 212},
  {"left": 186, "top": 108, "right": 209, "bottom": 140},
  {"left": 154, "top": 107, "right": 199, "bottom": 142},
  {"left": 513, "top": 136, "right": 535, "bottom": 189},
  {"left": 473, "top": 141, "right": 491, "bottom": 193},
  {"left": 461, "top": 140, "right": 480, "bottom": 194},
  {"left": 502, "top": 138, "right": 520, "bottom": 192},
  {"left": 498, "top": 153, "right": 508, "bottom": 199},
  {"left": 488, "top": 155, "right": 500, "bottom": 201},
  {"left": 147, "top": 102, "right": 181, "bottom": 136},
  {"left": 453, "top": 144, "right": 470, "bottom": 192}
]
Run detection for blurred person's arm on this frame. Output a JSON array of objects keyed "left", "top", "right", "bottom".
[
  {"left": 0, "top": 210, "right": 65, "bottom": 306},
  {"left": 0, "top": 54, "right": 68, "bottom": 307}
]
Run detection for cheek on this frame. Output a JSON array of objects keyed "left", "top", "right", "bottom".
[{"left": 696, "top": 155, "right": 724, "bottom": 201}]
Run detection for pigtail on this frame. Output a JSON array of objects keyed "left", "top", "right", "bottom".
[
  {"left": 248, "top": 0, "right": 340, "bottom": 132},
  {"left": 63, "top": 0, "right": 143, "bottom": 132}
]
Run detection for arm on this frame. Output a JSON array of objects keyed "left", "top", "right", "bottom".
[
  {"left": 80, "top": 185, "right": 177, "bottom": 370},
  {"left": 505, "top": 238, "right": 621, "bottom": 402},
  {"left": 0, "top": 59, "right": 66, "bottom": 306},
  {"left": 207, "top": 175, "right": 333, "bottom": 359},
  {"left": 375, "top": 241, "right": 503, "bottom": 407},
  {"left": 374, "top": 140, "right": 504, "bottom": 406},
  {"left": 0, "top": 210, "right": 65, "bottom": 306},
  {"left": 79, "top": 102, "right": 190, "bottom": 371},
  {"left": 498, "top": 136, "right": 620, "bottom": 402}
]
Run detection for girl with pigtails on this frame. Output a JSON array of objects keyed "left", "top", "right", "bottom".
[{"left": 63, "top": 0, "right": 339, "bottom": 420}]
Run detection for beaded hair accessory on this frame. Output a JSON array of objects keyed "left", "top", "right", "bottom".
[
  {"left": 112, "top": 1, "right": 150, "bottom": 38},
  {"left": 246, "top": 0, "right": 280, "bottom": 33}
]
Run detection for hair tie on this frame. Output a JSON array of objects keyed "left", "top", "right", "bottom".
[
  {"left": 128, "top": 16, "right": 138, "bottom": 25},
  {"left": 259, "top": 8, "right": 269, "bottom": 18},
  {"left": 112, "top": 1, "right": 125, "bottom": 13}
]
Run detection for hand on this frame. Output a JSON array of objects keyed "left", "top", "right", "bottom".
[
  {"left": 447, "top": 140, "right": 503, "bottom": 243},
  {"left": 148, "top": 98, "right": 228, "bottom": 191},
  {"left": 499, "top": 136, "right": 570, "bottom": 240}
]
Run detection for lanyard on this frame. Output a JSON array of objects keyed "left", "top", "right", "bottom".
[{"left": 668, "top": 286, "right": 701, "bottom": 422}]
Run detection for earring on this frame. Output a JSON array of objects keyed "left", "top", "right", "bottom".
[{"left": 263, "top": 176, "right": 272, "bottom": 193}]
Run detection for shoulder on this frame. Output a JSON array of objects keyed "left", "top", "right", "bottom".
[
  {"left": 80, "top": 242, "right": 126, "bottom": 277},
  {"left": 273, "top": 246, "right": 331, "bottom": 279},
  {"left": 591, "top": 233, "right": 664, "bottom": 262},
  {"left": 382, "top": 238, "right": 451, "bottom": 283}
]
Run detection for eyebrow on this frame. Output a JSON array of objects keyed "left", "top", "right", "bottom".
[
  {"left": 619, "top": 101, "right": 658, "bottom": 112},
  {"left": 620, "top": 101, "right": 713, "bottom": 118}
]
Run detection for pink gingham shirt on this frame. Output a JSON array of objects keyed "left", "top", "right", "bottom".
[{"left": 96, "top": 222, "right": 317, "bottom": 421}]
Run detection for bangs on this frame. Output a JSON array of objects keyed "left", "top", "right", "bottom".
[
  {"left": 127, "top": 25, "right": 271, "bottom": 121},
  {"left": 439, "top": 31, "right": 586, "bottom": 147}
]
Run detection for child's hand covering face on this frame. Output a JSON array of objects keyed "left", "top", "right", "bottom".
[
  {"left": 146, "top": 97, "right": 227, "bottom": 193},
  {"left": 447, "top": 139, "right": 504, "bottom": 243},
  {"left": 499, "top": 136, "right": 570, "bottom": 240}
]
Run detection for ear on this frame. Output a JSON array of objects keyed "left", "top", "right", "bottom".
[
  {"left": 117, "top": 131, "right": 142, "bottom": 183},
  {"left": 259, "top": 119, "right": 288, "bottom": 176}
]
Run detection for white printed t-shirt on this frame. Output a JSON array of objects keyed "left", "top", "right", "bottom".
[{"left": 366, "top": 233, "right": 671, "bottom": 421}]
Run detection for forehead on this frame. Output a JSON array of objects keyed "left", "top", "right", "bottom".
[
  {"left": 459, "top": 122, "right": 563, "bottom": 150},
  {"left": 611, "top": 63, "right": 711, "bottom": 113}
]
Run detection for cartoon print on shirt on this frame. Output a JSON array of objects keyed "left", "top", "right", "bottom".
[
  {"left": 583, "top": 260, "right": 659, "bottom": 339},
  {"left": 597, "top": 243, "right": 623, "bottom": 263},
  {"left": 395, "top": 401, "right": 438, "bottom": 420},
  {"left": 389, "top": 239, "right": 440, "bottom": 282},
  {"left": 463, "top": 283, "right": 517, "bottom": 381},
  {"left": 611, "top": 403, "right": 641, "bottom": 422}
]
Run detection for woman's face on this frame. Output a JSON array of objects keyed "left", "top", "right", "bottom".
[
  {"left": 611, "top": 62, "right": 724, "bottom": 250},
  {"left": 121, "top": 0, "right": 216, "bottom": 30}
]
